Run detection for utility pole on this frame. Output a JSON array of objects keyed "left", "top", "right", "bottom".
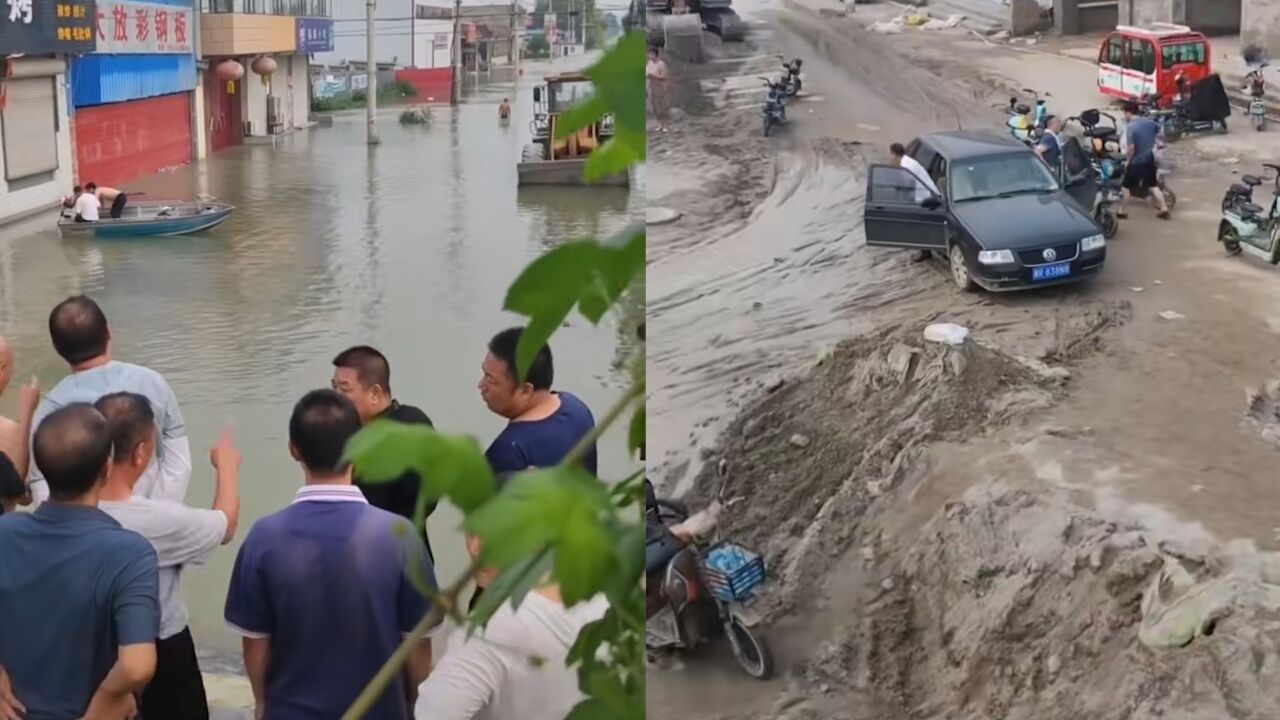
[
  {"left": 511, "top": 0, "right": 520, "bottom": 95},
  {"left": 450, "top": 0, "right": 463, "bottom": 106},
  {"left": 366, "top": 0, "right": 379, "bottom": 144}
]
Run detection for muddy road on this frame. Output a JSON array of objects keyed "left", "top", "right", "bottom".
[{"left": 648, "top": 1, "right": 1280, "bottom": 718}]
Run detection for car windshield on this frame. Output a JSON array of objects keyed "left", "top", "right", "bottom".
[{"left": 949, "top": 153, "right": 1059, "bottom": 203}]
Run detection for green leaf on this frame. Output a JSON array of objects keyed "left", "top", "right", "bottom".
[
  {"left": 577, "top": 226, "right": 644, "bottom": 325},
  {"left": 503, "top": 241, "right": 602, "bottom": 381},
  {"left": 343, "top": 422, "right": 495, "bottom": 513},
  {"left": 564, "top": 698, "right": 618, "bottom": 720},
  {"left": 465, "top": 467, "right": 610, "bottom": 570},
  {"left": 555, "top": 504, "right": 617, "bottom": 605},
  {"left": 584, "top": 33, "right": 646, "bottom": 139},
  {"left": 555, "top": 94, "right": 609, "bottom": 140},
  {"left": 469, "top": 549, "right": 554, "bottom": 627},
  {"left": 582, "top": 137, "right": 637, "bottom": 182},
  {"left": 628, "top": 404, "right": 644, "bottom": 457}
]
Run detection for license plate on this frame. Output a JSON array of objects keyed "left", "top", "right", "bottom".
[{"left": 1032, "top": 262, "right": 1071, "bottom": 281}]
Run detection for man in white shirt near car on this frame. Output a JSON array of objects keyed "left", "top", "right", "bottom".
[
  {"left": 95, "top": 391, "right": 241, "bottom": 720},
  {"left": 890, "top": 142, "right": 943, "bottom": 261}
]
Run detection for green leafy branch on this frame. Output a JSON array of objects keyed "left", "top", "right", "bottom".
[{"left": 555, "top": 32, "right": 646, "bottom": 183}]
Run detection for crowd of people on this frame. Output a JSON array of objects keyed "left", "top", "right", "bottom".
[{"left": 0, "top": 295, "right": 605, "bottom": 720}]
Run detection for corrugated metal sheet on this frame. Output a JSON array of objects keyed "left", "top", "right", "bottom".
[{"left": 70, "top": 54, "right": 196, "bottom": 107}]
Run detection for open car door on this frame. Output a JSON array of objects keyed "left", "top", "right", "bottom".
[
  {"left": 1059, "top": 137, "right": 1098, "bottom": 214},
  {"left": 863, "top": 164, "right": 948, "bottom": 250}
]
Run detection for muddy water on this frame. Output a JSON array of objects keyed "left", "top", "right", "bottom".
[{"left": 0, "top": 63, "right": 640, "bottom": 658}]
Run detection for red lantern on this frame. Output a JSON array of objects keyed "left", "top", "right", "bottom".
[
  {"left": 251, "top": 56, "right": 278, "bottom": 86},
  {"left": 215, "top": 59, "right": 244, "bottom": 82}
]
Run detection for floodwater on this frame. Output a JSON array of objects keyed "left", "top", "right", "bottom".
[{"left": 0, "top": 60, "right": 641, "bottom": 659}]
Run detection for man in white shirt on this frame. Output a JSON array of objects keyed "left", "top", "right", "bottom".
[
  {"left": 890, "top": 142, "right": 940, "bottom": 202},
  {"left": 415, "top": 531, "right": 608, "bottom": 720},
  {"left": 890, "top": 143, "right": 943, "bottom": 261},
  {"left": 71, "top": 186, "right": 100, "bottom": 222},
  {"left": 28, "top": 295, "right": 192, "bottom": 506},
  {"left": 96, "top": 392, "right": 241, "bottom": 719}
]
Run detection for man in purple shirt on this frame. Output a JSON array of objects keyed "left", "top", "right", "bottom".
[
  {"left": 478, "top": 327, "right": 598, "bottom": 476},
  {"left": 224, "top": 390, "right": 438, "bottom": 719}
]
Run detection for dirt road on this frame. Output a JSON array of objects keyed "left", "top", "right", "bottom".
[{"left": 648, "top": 2, "right": 1280, "bottom": 718}]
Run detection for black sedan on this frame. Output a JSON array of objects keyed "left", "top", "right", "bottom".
[{"left": 864, "top": 131, "right": 1106, "bottom": 292}]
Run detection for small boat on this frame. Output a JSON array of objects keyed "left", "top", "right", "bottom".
[{"left": 58, "top": 201, "right": 234, "bottom": 238}]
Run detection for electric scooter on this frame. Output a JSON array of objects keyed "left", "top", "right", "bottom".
[
  {"left": 1218, "top": 163, "right": 1280, "bottom": 262},
  {"left": 780, "top": 58, "right": 803, "bottom": 98},
  {"left": 1006, "top": 88, "right": 1049, "bottom": 145},
  {"left": 761, "top": 77, "right": 786, "bottom": 136}
]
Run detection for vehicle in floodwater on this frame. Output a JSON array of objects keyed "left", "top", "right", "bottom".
[
  {"left": 518, "top": 72, "right": 629, "bottom": 188},
  {"left": 58, "top": 201, "right": 235, "bottom": 238},
  {"left": 863, "top": 131, "right": 1106, "bottom": 292}
]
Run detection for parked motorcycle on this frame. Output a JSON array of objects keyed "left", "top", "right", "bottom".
[
  {"left": 1006, "top": 88, "right": 1049, "bottom": 145},
  {"left": 1245, "top": 66, "right": 1268, "bottom": 131},
  {"left": 781, "top": 58, "right": 803, "bottom": 98},
  {"left": 1218, "top": 164, "right": 1280, "bottom": 262},
  {"left": 761, "top": 77, "right": 787, "bottom": 136},
  {"left": 1245, "top": 44, "right": 1269, "bottom": 132},
  {"left": 1060, "top": 134, "right": 1120, "bottom": 238},
  {"left": 645, "top": 493, "right": 773, "bottom": 679},
  {"left": 1143, "top": 73, "right": 1231, "bottom": 141}
]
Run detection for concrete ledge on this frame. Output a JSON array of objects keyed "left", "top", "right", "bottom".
[{"left": 242, "top": 122, "right": 318, "bottom": 145}]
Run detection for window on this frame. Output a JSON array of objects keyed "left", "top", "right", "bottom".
[
  {"left": 949, "top": 154, "right": 1059, "bottom": 203},
  {"left": 928, "top": 156, "right": 948, "bottom": 197},
  {"left": 1103, "top": 35, "right": 1123, "bottom": 65},
  {"left": 868, "top": 165, "right": 926, "bottom": 205},
  {"left": 1162, "top": 41, "right": 1206, "bottom": 69},
  {"left": 1127, "top": 39, "right": 1155, "bottom": 74}
]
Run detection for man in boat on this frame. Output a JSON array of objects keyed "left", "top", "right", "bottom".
[
  {"left": 66, "top": 185, "right": 100, "bottom": 223},
  {"left": 499, "top": 98, "right": 512, "bottom": 120},
  {"left": 87, "top": 182, "right": 129, "bottom": 219}
]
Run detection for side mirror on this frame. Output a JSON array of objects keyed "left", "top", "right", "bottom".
[
  {"left": 921, "top": 195, "right": 942, "bottom": 210},
  {"left": 533, "top": 87, "right": 542, "bottom": 103}
]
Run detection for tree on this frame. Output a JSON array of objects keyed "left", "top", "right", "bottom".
[{"left": 341, "top": 32, "right": 647, "bottom": 720}]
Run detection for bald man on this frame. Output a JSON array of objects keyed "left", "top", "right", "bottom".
[{"left": 0, "top": 336, "right": 39, "bottom": 500}]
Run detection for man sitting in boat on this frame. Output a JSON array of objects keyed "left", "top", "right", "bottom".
[
  {"left": 87, "top": 183, "right": 128, "bottom": 219},
  {"left": 64, "top": 186, "right": 100, "bottom": 223}
]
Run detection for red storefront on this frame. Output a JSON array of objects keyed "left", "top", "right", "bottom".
[
  {"left": 74, "top": 92, "right": 192, "bottom": 188},
  {"left": 203, "top": 67, "right": 243, "bottom": 153}
]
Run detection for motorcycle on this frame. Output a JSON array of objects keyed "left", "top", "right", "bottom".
[
  {"left": 1143, "top": 73, "right": 1230, "bottom": 141},
  {"left": 1245, "top": 65, "right": 1267, "bottom": 132},
  {"left": 1070, "top": 109, "right": 1177, "bottom": 211},
  {"left": 761, "top": 77, "right": 787, "bottom": 136},
  {"left": 1218, "top": 163, "right": 1280, "bottom": 262},
  {"left": 645, "top": 491, "right": 774, "bottom": 679},
  {"left": 1006, "top": 88, "right": 1049, "bottom": 145},
  {"left": 1060, "top": 133, "right": 1121, "bottom": 238},
  {"left": 781, "top": 58, "right": 803, "bottom": 98}
]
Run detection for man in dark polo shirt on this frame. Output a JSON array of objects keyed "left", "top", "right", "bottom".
[
  {"left": 0, "top": 404, "right": 159, "bottom": 720},
  {"left": 225, "top": 389, "right": 439, "bottom": 720},
  {"left": 331, "top": 345, "right": 437, "bottom": 560}
]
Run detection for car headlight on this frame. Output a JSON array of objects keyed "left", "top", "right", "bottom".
[
  {"left": 977, "top": 249, "right": 1015, "bottom": 265},
  {"left": 1081, "top": 234, "right": 1106, "bottom": 252}
]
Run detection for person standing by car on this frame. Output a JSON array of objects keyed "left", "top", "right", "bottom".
[
  {"left": 1119, "top": 101, "right": 1170, "bottom": 220},
  {"left": 1035, "top": 116, "right": 1064, "bottom": 170},
  {"left": 890, "top": 142, "right": 942, "bottom": 261}
]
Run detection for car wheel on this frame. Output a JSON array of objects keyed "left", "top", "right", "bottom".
[{"left": 948, "top": 243, "right": 976, "bottom": 292}]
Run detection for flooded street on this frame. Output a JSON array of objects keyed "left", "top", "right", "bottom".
[{"left": 0, "top": 63, "right": 640, "bottom": 661}]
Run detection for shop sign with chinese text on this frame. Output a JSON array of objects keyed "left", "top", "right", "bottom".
[
  {"left": 295, "top": 17, "right": 331, "bottom": 53},
  {"left": 94, "top": 0, "right": 191, "bottom": 53},
  {"left": 0, "top": 0, "right": 97, "bottom": 54}
]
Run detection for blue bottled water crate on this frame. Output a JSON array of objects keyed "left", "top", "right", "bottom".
[{"left": 702, "top": 541, "right": 766, "bottom": 602}]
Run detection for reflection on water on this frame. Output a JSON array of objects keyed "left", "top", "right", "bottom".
[{"left": 0, "top": 67, "right": 641, "bottom": 657}]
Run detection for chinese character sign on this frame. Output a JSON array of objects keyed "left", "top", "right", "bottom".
[
  {"left": 0, "top": 0, "right": 95, "bottom": 53},
  {"left": 295, "top": 17, "right": 332, "bottom": 53},
  {"left": 94, "top": 0, "right": 189, "bottom": 53}
]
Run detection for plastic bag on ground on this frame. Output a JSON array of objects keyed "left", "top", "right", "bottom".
[{"left": 924, "top": 323, "right": 969, "bottom": 346}]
